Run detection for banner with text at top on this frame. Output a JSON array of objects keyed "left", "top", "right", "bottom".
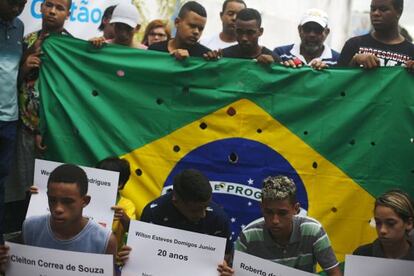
[{"left": 38, "top": 35, "right": 414, "bottom": 265}]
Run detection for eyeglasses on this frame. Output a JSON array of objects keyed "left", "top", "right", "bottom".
[{"left": 148, "top": 32, "right": 167, "bottom": 38}]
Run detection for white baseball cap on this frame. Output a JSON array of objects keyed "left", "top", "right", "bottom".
[
  {"left": 110, "top": 2, "right": 142, "bottom": 28},
  {"left": 300, "top": 8, "right": 329, "bottom": 28}
]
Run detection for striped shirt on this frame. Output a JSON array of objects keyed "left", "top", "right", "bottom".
[
  {"left": 273, "top": 43, "right": 339, "bottom": 66},
  {"left": 235, "top": 216, "right": 339, "bottom": 273}
]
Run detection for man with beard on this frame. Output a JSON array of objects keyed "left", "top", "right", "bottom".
[
  {"left": 337, "top": 0, "right": 414, "bottom": 69},
  {"left": 200, "top": 0, "right": 246, "bottom": 50},
  {"left": 274, "top": 8, "right": 339, "bottom": 68}
]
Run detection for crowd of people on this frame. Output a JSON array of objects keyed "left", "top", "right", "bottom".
[
  {"left": 0, "top": 162, "right": 413, "bottom": 275},
  {"left": 1, "top": 0, "right": 414, "bottom": 275}
]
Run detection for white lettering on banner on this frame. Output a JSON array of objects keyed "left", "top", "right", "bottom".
[{"left": 162, "top": 182, "right": 262, "bottom": 201}]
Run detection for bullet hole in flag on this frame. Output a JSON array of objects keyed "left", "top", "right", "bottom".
[
  {"left": 199, "top": 122, "right": 207, "bottom": 130},
  {"left": 349, "top": 139, "right": 356, "bottom": 146},
  {"left": 257, "top": 129, "right": 262, "bottom": 134},
  {"left": 312, "top": 161, "right": 318, "bottom": 169},
  {"left": 331, "top": 207, "right": 338, "bottom": 213},
  {"left": 117, "top": 70, "right": 125, "bottom": 77},
  {"left": 173, "top": 145, "right": 180, "bottom": 152},
  {"left": 182, "top": 87, "right": 190, "bottom": 94},
  {"left": 92, "top": 90, "right": 99, "bottom": 96},
  {"left": 371, "top": 142, "right": 376, "bottom": 146},
  {"left": 303, "top": 131, "right": 308, "bottom": 135},
  {"left": 410, "top": 138, "right": 414, "bottom": 143},
  {"left": 135, "top": 169, "right": 142, "bottom": 176},
  {"left": 340, "top": 91, "right": 346, "bottom": 97},
  {"left": 228, "top": 152, "right": 238, "bottom": 164},
  {"left": 156, "top": 98, "right": 164, "bottom": 105},
  {"left": 227, "top": 107, "right": 236, "bottom": 116}
]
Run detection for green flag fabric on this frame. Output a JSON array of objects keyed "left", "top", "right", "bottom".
[{"left": 39, "top": 35, "right": 414, "bottom": 263}]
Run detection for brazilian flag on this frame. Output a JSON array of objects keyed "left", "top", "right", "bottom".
[{"left": 39, "top": 35, "right": 414, "bottom": 263}]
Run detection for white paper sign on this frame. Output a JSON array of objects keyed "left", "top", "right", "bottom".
[
  {"left": 233, "top": 250, "right": 314, "bottom": 276},
  {"left": 345, "top": 254, "right": 414, "bottom": 276},
  {"left": 122, "top": 220, "right": 226, "bottom": 276},
  {"left": 5, "top": 242, "right": 113, "bottom": 276},
  {"left": 26, "top": 159, "right": 118, "bottom": 229}
]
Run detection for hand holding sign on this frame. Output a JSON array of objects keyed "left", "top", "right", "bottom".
[{"left": 26, "top": 159, "right": 119, "bottom": 229}]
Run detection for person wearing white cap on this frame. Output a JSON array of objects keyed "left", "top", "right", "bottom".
[
  {"left": 273, "top": 8, "right": 339, "bottom": 69},
  {"left": 90, "top": 2, "right": 146, "bottom": 49}
]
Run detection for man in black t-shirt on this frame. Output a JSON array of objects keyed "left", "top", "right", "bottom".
[
  {"left": 140, "top": 169, "right": 233, "bottom": 274},
  {"left": 338, "top": 0, "right": 414, "bottom": 69},
  {"left": 220, "top": 8, "right": 280, "bottom": 64},
  {"left": 148, "top": 1, "right": 210, "bottom": 59}
]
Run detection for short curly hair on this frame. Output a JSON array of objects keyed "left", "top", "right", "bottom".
[
  {"left": 262, "top": 175, "right": 297, "bottom": 204},
  {"left": 47, "top": 164, "right": 88, "bottom": 196}
]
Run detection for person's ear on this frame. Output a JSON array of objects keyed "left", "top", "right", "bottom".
[
  {"left": 294, "top": 202, "right": 300, "bottom": 214},
  {"left": 406, "top": 217, "right": 413, "bottom": 232},
  {"left": 82, "top": 195, "right": 91, "bottom": 208},
  {"left": 324, "top": 27, "right": 330, "bottom": 36},
  {"left": 259, "top": 27, "right": 263, "bottom": 37},
  {"left": 174, "top": 17, "right": 181, "bottom": 28}
]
